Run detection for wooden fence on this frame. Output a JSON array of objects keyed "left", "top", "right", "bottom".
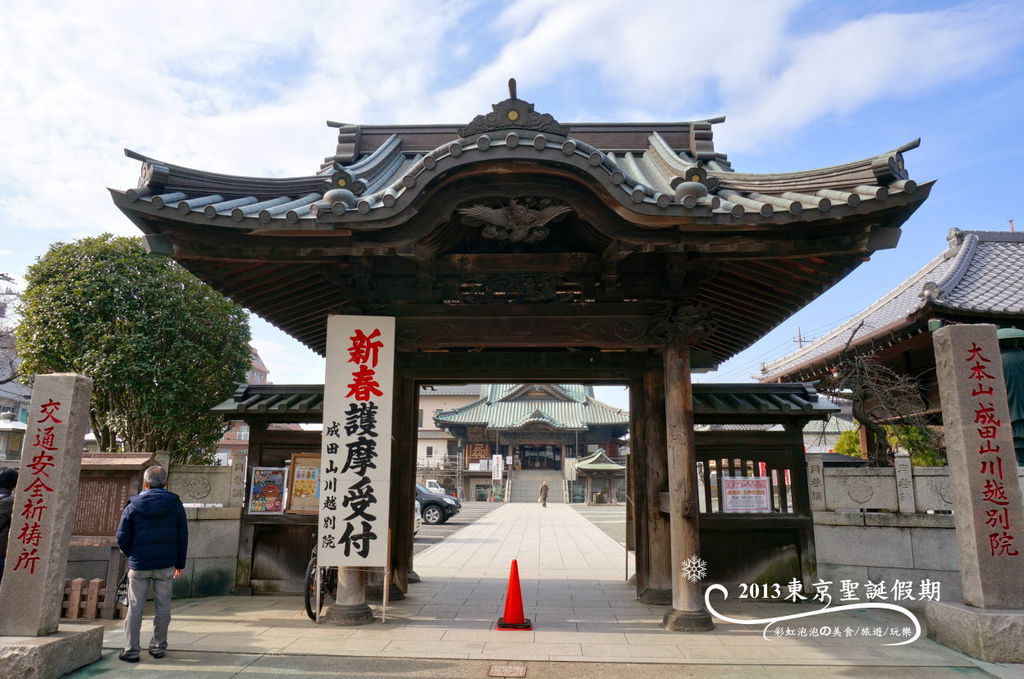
[{"left": 60, "top": 577, "right": 125, "bottom": 620}]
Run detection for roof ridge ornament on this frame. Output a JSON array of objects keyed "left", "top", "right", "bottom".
[{"left": 458, "top": 78, "right": 567, "bottom": 139}]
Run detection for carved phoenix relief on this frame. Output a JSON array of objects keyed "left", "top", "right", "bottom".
[{"left": 458, "top": 198, "right": 572, "bottom": 243}]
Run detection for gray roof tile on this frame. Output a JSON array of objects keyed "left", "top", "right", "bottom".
[{"left": 761, "top": 229, "right": 1024, "bottom": 379}]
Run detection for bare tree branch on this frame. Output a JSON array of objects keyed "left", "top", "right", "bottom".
[{"left": 818, "top": 353, "right": 942, "bottom": 466}]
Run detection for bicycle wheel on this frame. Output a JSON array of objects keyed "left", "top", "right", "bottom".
[{"left": 304, "top": 557, "right": 322, "bottom": 620}]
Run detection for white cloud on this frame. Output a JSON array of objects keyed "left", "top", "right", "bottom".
[
  {"left": 719, "top": 4, "right": 1023, "bottom": 152},
  {"left": 2, "top": 1, "right": 1014, "bottom": 236},
  {"left": 1, "top": 0, "right": 1019, "bottom": 382}
]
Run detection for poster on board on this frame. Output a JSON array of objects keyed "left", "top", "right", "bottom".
[
  {"left": 721, "top": 476, "right": 771, "bottom": 513},
  {"left": 248, "top": 467, "right": 286, "bottom": 514},
  {"left": 287, "top": 453, "right": 322, "bottom": 514}
]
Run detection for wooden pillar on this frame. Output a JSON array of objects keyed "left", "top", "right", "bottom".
[
  {"left": 640, "top": 365, "right": 673, "bottom": 603},
  {"left": 390, "top": 371, "right": 417, "bottom": 595},
  {"left": 784, "top": 420, "right": 817, "bottom": 588},
  {"left": 662, "top": 344, "right": 713, "bottom": 631},
  {"left": 628, "top": 373, "right": 647, "bottom": 594}
]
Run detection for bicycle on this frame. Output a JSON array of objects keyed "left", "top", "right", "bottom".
[{"left": 304, "top": 545, "right": 338, "bottom": 621}]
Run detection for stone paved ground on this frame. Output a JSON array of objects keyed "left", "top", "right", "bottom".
[
  {"left": 570, "top": 502, "right": 627, "bottom": 545},
  {"left": 67, "top": 503, "right": 1022, "bottom": 677}
]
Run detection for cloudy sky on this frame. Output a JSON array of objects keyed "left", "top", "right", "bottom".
[{"left": 2, "top": 0, "right": 1022, "bottom": 409}]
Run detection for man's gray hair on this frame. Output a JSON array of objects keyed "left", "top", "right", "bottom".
[{"left": 144, "top": 466, "right": 168, "bottom": 489}]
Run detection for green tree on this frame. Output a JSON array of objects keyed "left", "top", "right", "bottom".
[
  {"left": 833, "top": 425, "right": 946, "bottom": 466},
  {"left": 833, "top": 429, "right": 862, "bottom": 458},
  {"left": 885, "top": 424, "right": 946, "bottom": 467},
  {"left": 16, "top": 235, "right": 250, "bottom": 464}
]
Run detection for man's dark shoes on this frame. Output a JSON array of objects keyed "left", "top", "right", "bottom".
[
  {"left": 118, "top": 652, "right": 139, "bottom": 663},
  {"left": 149, "top": 649, "right": 165, "bottom": 658}
]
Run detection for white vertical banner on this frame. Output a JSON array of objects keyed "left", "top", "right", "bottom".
[
  {"left": 491, "top": 454, "right": 503, "bottom": 481},
  {"left": 319, "top": 315, "right": 394, "bottom": 568}
]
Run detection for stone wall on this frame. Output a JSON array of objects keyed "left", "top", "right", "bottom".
[
  {"left": 809, "top": 455, "right": 1024, "bottom": 610},
  {"left": 66, "top": 462, "right": 243, "bottom": 599},
  {"left": 172, "top": 505, "right": 242, "bottom": 598},
  {"left": 167, "top": 461, "right": 246, "bottom": 508}
]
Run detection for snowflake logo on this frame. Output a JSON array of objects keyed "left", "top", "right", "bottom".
[{"left": 681, "top": 554, "right": 708, "bottom": 583}]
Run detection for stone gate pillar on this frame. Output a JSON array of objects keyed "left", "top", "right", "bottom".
[{"left": 926, "top": 323, "right": 1024, "bottom": 662}]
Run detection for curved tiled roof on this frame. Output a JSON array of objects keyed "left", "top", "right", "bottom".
[
  {"left": 576, "top": 449, "right": 625, "bottom": 472},
  {"left": 111, "top": 85, "right": 932, "bottom": 362},
  {"left": 434, "top": 383, "right": 627, "bottom": 431},
  {"left": 760, "top": 229, "right": 1024, "bottom": 380},
  {"left": 116, "top": 129, "right": 921, "bottom": 231}
]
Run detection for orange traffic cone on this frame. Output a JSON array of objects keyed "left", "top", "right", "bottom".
[{"left": 496, "top": 559, "right": 532, "bottom": 630}]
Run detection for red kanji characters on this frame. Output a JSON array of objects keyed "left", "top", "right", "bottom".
[
  {"left": 968, "top": 363, "right": 995, "bottom": 381},
  {"left": 978, "top": 441, "right": 1000, "bottom": 455},
  {"left": 24, "top": 477, "right": 54, "bottom": 498},
  {"left": 977, "top": 425, "right": 999, "bottom": 439},
  {"left": 989, "top": 532, "right": 1019, "bottom": 557},
  {"left": 17, "top": 521, "right": 43, "bottom": 547},
  {"left": 27, "top": 451, "right": 55, "bottom": 478},
  {"left": 37, "top": 399, "right": 62, "bottom": 424},
  {"left": 982, "top": 479, "right": 1010, "bottom": 506},
  {"left": 985, "top": 507, "right": 1011, "bottom": 531},
  {"left": 347, "top": 328, "right": 383, "bottom": 368},
  {"left": 980, "top": 457, "right": 1004, "bottom": 479},
  {"left": 974, "top": 404, "right": 1001, "bottom": 427},
  {"left": 13, "top": 548, "right": 40, "bottom": 575},
  {"left": 345, "top": 364, "right": 383, "bottom": 401},
  {"left": 965, "top": 342, "right": 991, "bottom": 364},
  {"left": 33, "top": 426, "right": 58, "bottom": 451},
  {"left": 21, "top": 497, "right": 46, "bottom": 521},
  {"left": 971, "top": 384, "right": 995, "bottom": 397}
]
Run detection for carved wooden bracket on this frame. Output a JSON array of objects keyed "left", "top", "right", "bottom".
[
  {"left": 458, "top": 198, "right": 572, "bottom": 244},
  {"left": 647, "top": 303, "right": 716, "bottom": 346}
]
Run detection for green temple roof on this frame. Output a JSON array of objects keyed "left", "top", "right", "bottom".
[
  {"left": 433, "top": 384, "right": 628, "bottom": 431},
  {"left": 575, "top": 449, "right": 625, "bottom": 472}
]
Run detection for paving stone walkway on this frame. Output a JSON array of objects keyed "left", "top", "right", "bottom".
[{"left": 71, "top": 503, "right": 1021, "bottom": 677}]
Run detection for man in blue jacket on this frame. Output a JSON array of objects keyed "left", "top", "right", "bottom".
[{"left": 116, "top": 466, "right": 188, "bottom": 663}]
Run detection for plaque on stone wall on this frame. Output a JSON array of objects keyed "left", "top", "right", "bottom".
[{"left": 73, "top": 476, "right": 132, "bottom": 536}]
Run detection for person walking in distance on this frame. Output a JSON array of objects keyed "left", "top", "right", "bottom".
[
  {"left": 116, "top": 466, "right": 188, "bottom": 663},
  {"left": 539, "top": 480, "right": 549, "bottom": 508},
  {"left": 0, "top": 468, "right": 19, "bottom": 581}
]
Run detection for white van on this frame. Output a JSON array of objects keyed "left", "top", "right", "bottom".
[{"left": 424, "top": 479, "right": 446, "bottom": 495}]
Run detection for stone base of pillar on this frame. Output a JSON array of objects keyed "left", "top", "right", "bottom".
[
  {"left": 366, "top": 583, "right": 406, "bottom": 602},
  {"left": 639, "top": 588, "right": 671, "bottom": 605},
  {"left": 661, "top": 608, "right": 714, "bottom": 632},
  {"left": 925, "top": 601, "right": 1024, "bottom": 662},
  {"left": 408, "top": 570, "right": 421, "bottom": 584},
  {"left": 323, "top": 602, "right": 374, "bottom": 626},
  {"left": 0, "top": 623, "right": 103, "bottom": 679}
]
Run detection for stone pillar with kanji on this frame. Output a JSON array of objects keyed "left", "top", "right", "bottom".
[
  {"left": 0, "top": 374, "right": 93, "bottom": 636},
  {"left": 926, "top": 324, "right": 1024, "bottom": 662}
]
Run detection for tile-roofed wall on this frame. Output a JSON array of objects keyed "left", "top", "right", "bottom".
[
  {"left": 930, "top": 231, "right": 1024, "bottom": 314},
  {"left": 760, "top": 229, "right": 1024, "bottom": 380}
]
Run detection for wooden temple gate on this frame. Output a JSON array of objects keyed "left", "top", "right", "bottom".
[{"left": 112, "top": 80, "right": 930, "bottom": 630}]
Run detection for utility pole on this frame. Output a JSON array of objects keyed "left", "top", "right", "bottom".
[{"left": 793, "top": 327, "right": 812, "bottom": 348}]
